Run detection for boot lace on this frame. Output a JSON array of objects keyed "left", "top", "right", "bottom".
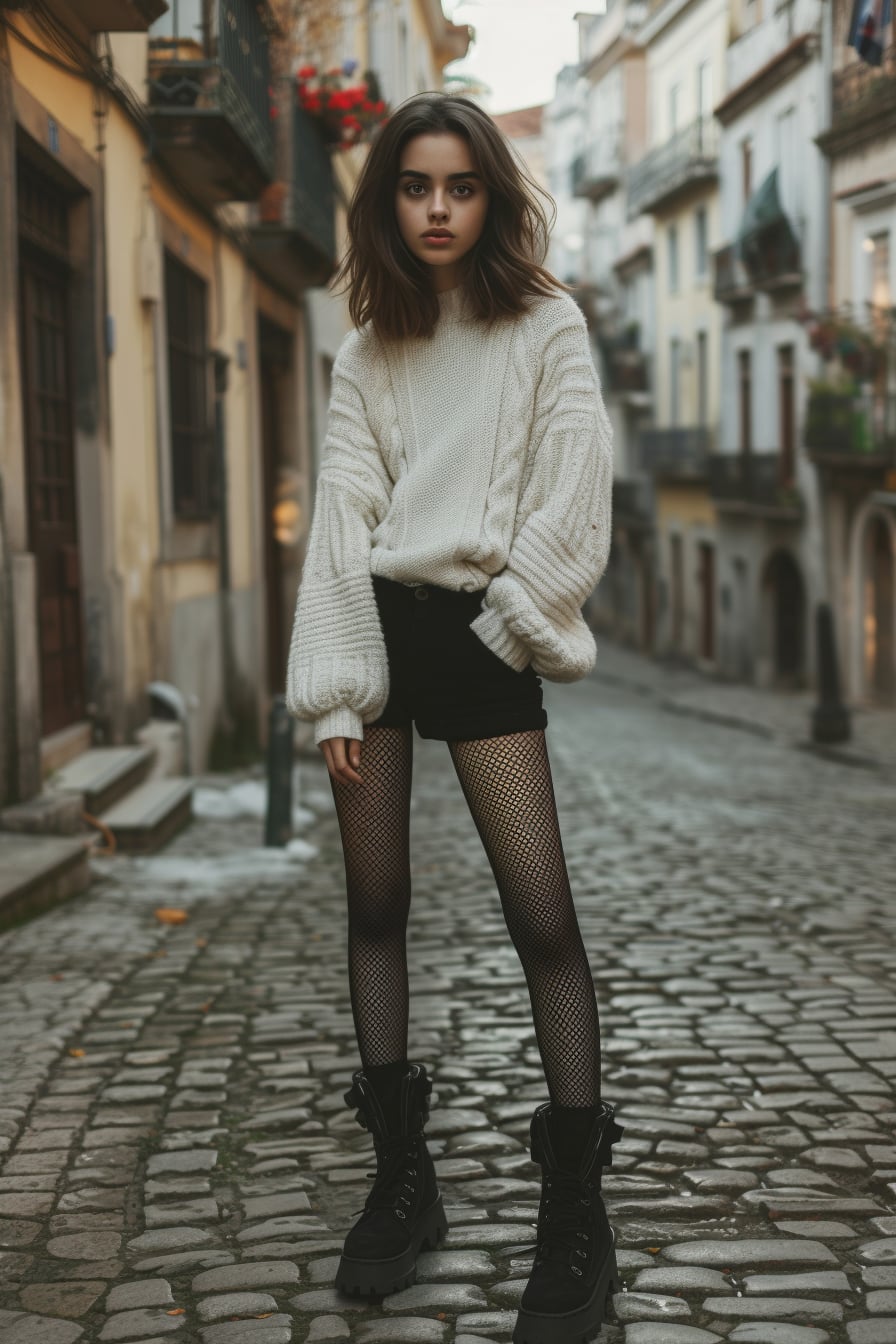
[
  {"left": 518, "top": 1170, "right": 598, "bottom": 1276},
  {"left": 352, "top": 1135, "right": 420, "bottom": 1222}
]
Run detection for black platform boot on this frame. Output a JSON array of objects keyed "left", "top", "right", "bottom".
[
  {"left": 512, "top": 1099, "right": 624, "bottom": 1344},
  {"left": 335, "top": 1061, "right": 448, "bottom": 1299}
]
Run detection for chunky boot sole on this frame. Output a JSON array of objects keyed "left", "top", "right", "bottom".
[
  {"left": 512, "top": 1230, "right": 621, "bottom": 1344},
  {"left": 334, "top": 1190, "right": 449, "bottom": 1299}
]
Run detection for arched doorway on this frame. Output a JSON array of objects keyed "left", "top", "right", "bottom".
[
  {"left": 762, "top": 549, "right": 805, "bottom": 687},
  {"left": 862, "top": 514, "right": 895, "bottom": 701}
]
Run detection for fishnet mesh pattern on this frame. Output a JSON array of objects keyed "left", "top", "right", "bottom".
[{"left": 328, "top": 724, "right": 601, "bottom": 1105}]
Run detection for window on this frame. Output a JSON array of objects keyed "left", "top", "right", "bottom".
[
  {"left": 669, "top": 82, "right": 680, "bottom": 134},
  {"left": 741, "top": 136, "right": 753, "bottom": 207},
  {"left": 695, "top": 205, "right": 708, "bottom": 279},
  {"left": 697, "top": 330, "right": 708, "bottom": 426},
  {"left": 164, "top": 251, "right": 213, "bottom": 519},
  {"left": 670, "top": 336, "right": 681, "bottom": 424},
  {"left": 738, "top": 348, "right": 752, "bottom": 454},
  {"left": 778, "top": 344, "right": 795, "bottom": 483},
  {"left": 668, "top": 223, "right": 680, "bottom": 293},
  {"left": 697, "top": 61, "right": 713, "bottom": 120},
  {"left": 867, "top": 230, "right": 891, "bottom": 341}
]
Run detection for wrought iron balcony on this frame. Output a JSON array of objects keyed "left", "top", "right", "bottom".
[
  {"left": 599, "top": 326, "right": 649, "bottom": 394},
  {"left": 830, "top": 47, "right": 896, "bottom": 141},
  {"left": 805, "top": 389, "right": 896, "bottom": 472},
  {"left": 740, "top": 214, "right": 802, "bottom": 292},
  {"left": 637, "top": 426, "right": 712, "bottom": 481},
  {"left": 612, "top": 477, "right": 654, "bottom": 530},
  {"left": 713, "top": 243, "right": 754, "bottom": 304},
  {"left": 248, "top": 103, "right": 337, "bottom": 295},
  {"left": 147, "top": 0, "right": 274, "bottom": 205},
  {"left": 707, "top": 451, "right": 804, "bottom": 520},
  {"left": 626, "top": 116, "right": 718, "bottom": 218},
  {"left": 47, "top": 0, "right": 167, "bottom": 31},
  {"left": 572, "top": 133, "right": 622, "bottom": 204}
]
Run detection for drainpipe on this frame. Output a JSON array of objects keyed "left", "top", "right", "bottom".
[
  {"left": 0, "top": 473, "right": 18, "bottom": 807},
  {"left": 212, "top": 349, "right": 238, "bottom": 738}
]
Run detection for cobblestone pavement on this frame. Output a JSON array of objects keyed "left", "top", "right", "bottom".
[
  {"left": 1, "top": 668, "right": 895, "bottom": 1344},
  {"left": 588, "top": 638, "right": 896, "bottom": 778}
]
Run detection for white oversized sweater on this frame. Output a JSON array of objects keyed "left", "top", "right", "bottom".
[{"left": 285, "top": 282, "right": 614, "bottom": 745}]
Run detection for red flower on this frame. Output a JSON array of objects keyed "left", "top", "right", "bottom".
[{"left": 297, "top": 64, "right": 317, "bottom": 79}]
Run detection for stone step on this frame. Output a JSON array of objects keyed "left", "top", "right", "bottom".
[
  {"left": 99, "top": 778, "right": 193, "bottom": 854},
  {"left": 51, "top": 746, "right": 155, "bottom": 815},
  {"left": 0, "top": 833, "right": 91, "bottom": 928}
]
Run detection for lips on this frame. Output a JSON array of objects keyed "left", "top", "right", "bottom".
[{"left": 423, "top": 231, "right": 453, "bottom": 238}]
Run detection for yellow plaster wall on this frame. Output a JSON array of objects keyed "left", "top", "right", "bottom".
[{"left": 7, "top": 18, "right": 96, "bottom": 151}]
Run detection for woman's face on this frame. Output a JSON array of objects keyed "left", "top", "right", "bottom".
[{"left": 394, "top": 131, "right": 489, "bottom": 291}]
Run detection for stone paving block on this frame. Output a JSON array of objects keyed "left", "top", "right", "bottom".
[
  {"left": 846, "top": 1324, "right": 896, "bottom": 1344},
  {"left": 621, "top": 1326, "right": 723, "bottom": 1343},
  {"left": 702, "top": 1297, "right": 843, "bottom": 1323},
  {"left": 191, "top": 1262, "right": 301, "bottom": 1292},
  {"left": 105, "top": 1280, "right": 175, "bottom": 1311},
  {"left": 727, "top": 1325, "right": 832, "bottom": 1342},
  {"left": 305, "top": 1317, "right": 350, "bottom": 1341},
  {"left": 661, "top": 1240, "right": 838, "bottom": 1267},
  {"left": 196, "top": 1292, "right": 278, "bottom": 1321},
  {"left": 46, "top": 1231, "right": 122, "bottom": 1260},
  {"left": 98, "top": 1308, "right": 186, "bottom": 1339},
  {"left": 614, "top": 1290, "right": 693, "bottom": 1321},
  {"left": 0, "top": 1311, "right": 86, "bottom": 1342},
  {"left": 354, "top": 1319, "right": 448, "bottom": 1341},
  {"left": 859, "top": 1238, "right": 896, "bottom": 1262},
  {"left": 198, "top": 1320, "right": 293, "bottom": 1344},
  {"left": 19, "top": 1281, "right": 105, "bottom": 1318}
]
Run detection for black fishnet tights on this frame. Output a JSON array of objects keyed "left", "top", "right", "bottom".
[{"left": 328, "top": 725, "right": 601, "bottom": 1107}]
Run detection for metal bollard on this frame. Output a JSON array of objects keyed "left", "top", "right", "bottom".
[
  {"left": 265, "top": 695, "right": 295, "bottom": 846},
  {"left": 811, "top": 601, "right": 851, "bottom": 744}
]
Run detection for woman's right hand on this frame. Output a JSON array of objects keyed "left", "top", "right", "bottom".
[{"left": 320, "top": 736, "right": 363, "bottom": 785}]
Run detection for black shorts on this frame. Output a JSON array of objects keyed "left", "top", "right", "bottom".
[{"left": 367, "top": 573, "right": 548, "bottom": 741}]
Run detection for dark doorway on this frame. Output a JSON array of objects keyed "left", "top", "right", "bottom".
[
  {"left": 258, "top": 318, "right": 293, "bottom": 693},
  {"left": 765, "top": 548, "right": 805, "bottom": 685},
  {"left": 17, "top": 159, "right": 86, "bottom": 736},
  {"left": 697, "top": 540, "right": 715, "bottom": 661},
  {"left": 670, "top": 533, "right": 684, "bottom": 652},
  {"left": 864, "top": 516, "right": 894, "bottom": 701}
]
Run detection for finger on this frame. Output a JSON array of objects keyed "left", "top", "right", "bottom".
[{"left": 332, "top": 737, "right": 364, "bottom": 785}]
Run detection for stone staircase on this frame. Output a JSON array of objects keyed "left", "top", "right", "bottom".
[{"left": 0, "top": 737, "right": 194, "bottom": 927}]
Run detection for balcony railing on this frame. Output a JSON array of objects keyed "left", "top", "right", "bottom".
[
  {"left": 832, "top": 47, "right": 896, "bottom": 125},
  {"left": 713, "top": 243, "right": 754, "bottom": 304},
  {"left": 600, "top": 327, "right": 650, "bottom": 393},
  {"left": 147, "top": 0, "right": 274, "bottom": 205},
  {"left": 805, "top": 389, "right": 896, "bottom": 468},
  {"left": 707, "top": 451, "right": 804, "bottom": 519},
  {"left": 740, "top": 214, "right": 802, "bottom": 291},
  {"left": 626, "top": 116, "right": 718, "bottom": 218},
  {"left": 248, "top": 102, "right": 337, "bottom": 294},
  {"left": 638, "top": 426, "right": 712, "bottom": 480},
  {"left": 572, "top": 133, "right": 623, "bottom": 203},
  {"left": 50, "top": 0, "right": 167, "bottom": 31},
  {"left": 613, "top": 478, "right": 654, "bottom": 528}
]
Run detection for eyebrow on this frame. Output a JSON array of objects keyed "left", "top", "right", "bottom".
[{"left": 397, "top": 170, "right": 482, "bottom": 181}]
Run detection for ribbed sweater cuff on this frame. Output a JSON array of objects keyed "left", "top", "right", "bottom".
[
  {"left": 469, "top": 604, "right": 532, "bottom": 672},
  {"left": 314, "top": 705, "right": 365, "bottom": 746}
]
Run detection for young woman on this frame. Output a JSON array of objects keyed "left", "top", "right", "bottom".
[{"left": 286, "top": 92, "right": 624, "bottom": 1344}]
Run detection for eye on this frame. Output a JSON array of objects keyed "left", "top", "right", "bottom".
[{"left": 402, "top": 183, "right": 475, "bottom": 197}]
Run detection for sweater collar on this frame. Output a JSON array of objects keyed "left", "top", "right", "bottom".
[{"left": 436, "top": 283, "right": 470, "bottom": 323}]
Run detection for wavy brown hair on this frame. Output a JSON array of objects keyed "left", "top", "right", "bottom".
[{"left": 329, "top": 92, "right": 572, "bottom": 344}]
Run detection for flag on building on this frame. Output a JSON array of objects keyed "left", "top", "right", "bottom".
[{"left": 847, "top": 0, "right": 892, "bottom": 66}]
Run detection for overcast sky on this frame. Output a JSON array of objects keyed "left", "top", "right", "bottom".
[{"left": 443, "top": 1, "right": 589, "bottom": 115}]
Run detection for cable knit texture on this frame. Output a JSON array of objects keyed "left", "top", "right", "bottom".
[{"left": 285, "top": 283, "right": 614, "bottom": 745}]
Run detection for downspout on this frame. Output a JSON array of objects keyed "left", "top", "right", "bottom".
[{"left": 0, "top": 473, "right": 19, "bottom": 806}]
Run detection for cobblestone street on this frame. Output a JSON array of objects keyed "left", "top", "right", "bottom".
[{"left": 1, "top": 665, "right": 895, "bottom": 1344}]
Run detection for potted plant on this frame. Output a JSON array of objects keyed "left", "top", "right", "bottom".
[{"left": 295, "top": 59, "right": 389, "bottom": 150}]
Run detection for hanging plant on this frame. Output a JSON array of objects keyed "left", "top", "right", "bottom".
[{"left": 296, "top": 58, "right": 389, "bottom": 150}]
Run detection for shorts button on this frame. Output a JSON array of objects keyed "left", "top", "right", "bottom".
[{"left": 414, "top": 587, "right": 429, "bottom": 601}]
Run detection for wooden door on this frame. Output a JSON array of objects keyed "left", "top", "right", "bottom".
[
  {"left": 259, "top": 319, "right": 292, "bottom": 693},
  {"left": 698, "top": 540, "right": 715, "bottom": 662},
  {"left": 18, "top": 239, "right": 86, "bottom": 736}
]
